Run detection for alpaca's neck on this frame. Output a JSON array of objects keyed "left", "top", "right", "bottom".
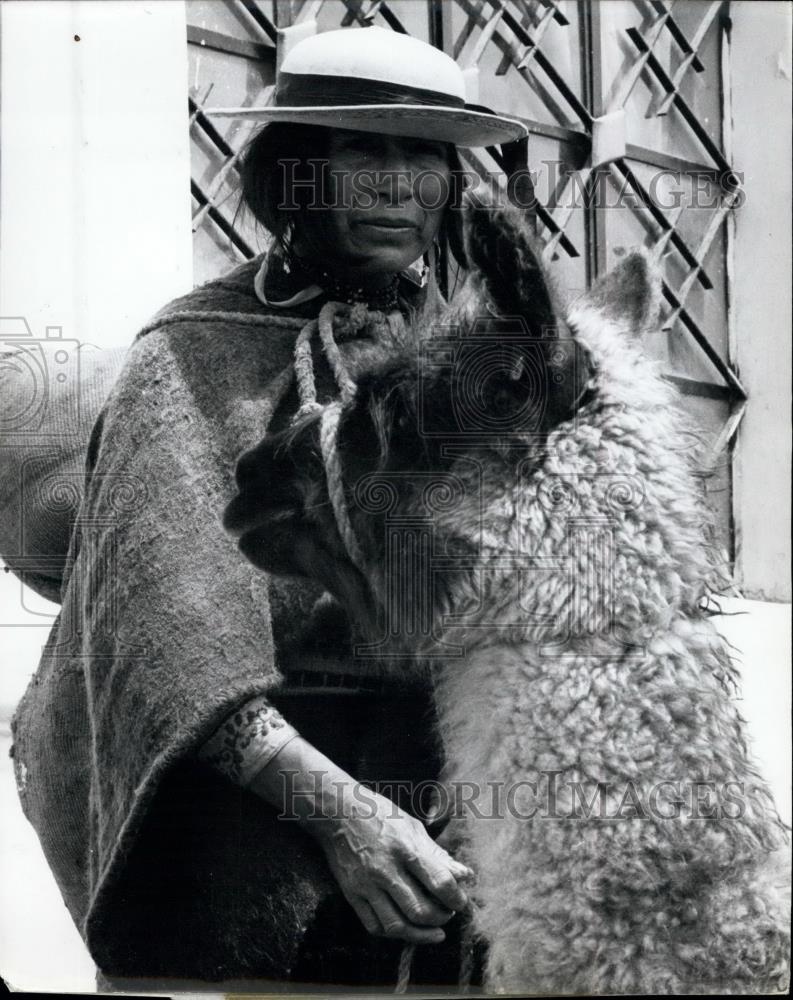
[{"left": 432, "top": 643, "right": 537, "bottom": 785}]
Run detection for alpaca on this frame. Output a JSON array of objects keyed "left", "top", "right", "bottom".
[{"left": 224, "top": 194, "right": 791, "bottom": 994}]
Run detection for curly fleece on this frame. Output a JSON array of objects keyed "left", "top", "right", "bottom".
[
  {"left": 423, "top": 205, "right": 791, "bottom": 994},
  {"left": 255, "top": 198, "right": 791, "bottom": 993}
]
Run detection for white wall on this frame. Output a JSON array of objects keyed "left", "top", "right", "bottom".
[
  {"left": 730, "top": 1, "right": 792, "bottom": 602},
  {"left": 0, "top": 0, "right": 193, "bottom": 711},
  {"left": 0, "top": 4, "right": 191, "bottom": 987},
  {"left": 0, "top": 0, "right": 193, "bottom": 345}
]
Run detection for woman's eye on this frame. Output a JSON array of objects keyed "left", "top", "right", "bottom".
[
  {"left": 407, "top": 141, "right": 447, "bottom": 160},
  {"left": 336, "top": 136, "right": 377, "bottom": 155},
  {"left": 333, "top": 135, "right": 448, "bottom": 163}
]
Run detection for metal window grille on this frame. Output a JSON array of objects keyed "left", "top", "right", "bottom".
[{"left": 187, "top": 0, "right": 742, "bottom": 560}]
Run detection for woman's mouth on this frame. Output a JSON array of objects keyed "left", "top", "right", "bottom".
[{"left": 352, "top": 216, "right": 419, "bottom": 232}]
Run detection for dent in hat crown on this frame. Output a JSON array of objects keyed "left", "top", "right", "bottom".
[
  {"left": 206, "top": 24, "right": 529, "bottom": 147},
  {"left": 279, "top": 26, "right": 466, "bottom": 104}
]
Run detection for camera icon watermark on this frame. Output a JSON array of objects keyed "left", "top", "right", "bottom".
[
  {"left": 0, "top": 316, "right": 82, "bottom": 440},
  {"left": 418, "top": 316, "right": 583, "bottom": 442}
]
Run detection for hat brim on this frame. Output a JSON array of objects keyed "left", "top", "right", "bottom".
[{"left": 205, "top": 104, "right": 528, "bottom": 148}]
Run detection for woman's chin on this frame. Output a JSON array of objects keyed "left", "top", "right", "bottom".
[{"left": 337, "top": 243, "right": 424, "bottom": 279}]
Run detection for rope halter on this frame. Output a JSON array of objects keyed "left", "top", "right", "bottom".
[
  {"left": 291, "top": 300, "right": 374, "bottom": 581},
  {"left": 290, "top": 300, "right": 477, "bottom": 994}
]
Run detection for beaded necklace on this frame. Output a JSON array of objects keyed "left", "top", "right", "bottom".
[
  {"left": 319, "top": 271, "right": 400, "bottom": 312},
  {"left": 281, "top": 248, "right": 401, "bottom": 311}
]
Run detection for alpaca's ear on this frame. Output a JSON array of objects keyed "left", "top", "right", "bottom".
[
  {"left": 463, "top": 192, "right": 565, "bottom": 340},
  {"left": 580, "top": 251, "right": 662, "bottom": 335},
  {"left": 462, "top": 191, "right": 593, "bottom": 426}
]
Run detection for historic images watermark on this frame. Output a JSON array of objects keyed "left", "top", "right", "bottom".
[
  {"left": 0, "top": 317, "right": 83, "bottom": 440},
  {"left": 0, "top": 316, "right": 149, "bottom": 649},
  {"left": 345, "top": 308, "right": 647, "bottom": 658},
  {"left": 276, "top": 770, "right": 751, "bottom": 823},
  {"left": 278, "top": 158, "right": 744, "bottom": 213}
]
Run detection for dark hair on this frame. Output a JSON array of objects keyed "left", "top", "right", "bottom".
[{"left": 237, "top": 121, "right": 468, "bottom": 269}]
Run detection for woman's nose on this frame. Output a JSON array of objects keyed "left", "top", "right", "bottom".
[{"left": 370, "top": 139, "right": 415, "bottom": 202}]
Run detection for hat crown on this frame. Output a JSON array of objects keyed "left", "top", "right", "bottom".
[{"left": 280, "top": 26, "right": 466, "bottom": 102}]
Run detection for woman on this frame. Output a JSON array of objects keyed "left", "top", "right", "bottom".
[{"left": 8, "top": 25, "right": 528, "bottom": 989}]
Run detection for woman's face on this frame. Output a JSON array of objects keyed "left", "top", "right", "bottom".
[{"left": 309, "top": 129, "right": 452, "bottom": 281}]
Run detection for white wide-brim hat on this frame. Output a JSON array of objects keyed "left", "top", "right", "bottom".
[{"left": 206, "top": 26, "right": 529, "bottom": 148}]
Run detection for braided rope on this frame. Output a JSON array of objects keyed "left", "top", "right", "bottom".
[
  {"left": 395, "top": 943, "right": 416, "bottom": 994},
  {"left": 318, "top": 301, "right": 358, "bottom": 402},
  {"left": 319, "top": 401, "right": 369, "bottom": 577},
  {"left": 291, "top": 302, "right": 379, "bottom": 589},
  {"left": 293, "top": 318, "right": 325, "bottom": 423},
  {"left": 290, "top": 301, "right": 364, "bottom": 424},
  {"left": 394, "top": 903, "right": 477, "bottom": 995},
  {"left": 290, "top": 302, "right": 427, "bottom": 994},
  {"left": 136, "top": 308, "right": 305, "bottom": 342}
]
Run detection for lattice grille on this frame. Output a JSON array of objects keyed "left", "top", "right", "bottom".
[{"left": 187, "top": 0, "right": 741, "bottom": 556}]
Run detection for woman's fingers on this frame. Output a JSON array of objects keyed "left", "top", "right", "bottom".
[
  {"left": 404, "top": 843, "right": 473, "bottom": 913},
  {"left": 368, "top": 889, "right": 446, "bottom": 944},
  {"left": 318, "top": 791, "right": 475, "bottom": 942},
  {"left": 382, "top": 869, "right": 456, "bottom": 927},
  {"left": 350, "top": 896, "right": 382, "bottom": 938}
]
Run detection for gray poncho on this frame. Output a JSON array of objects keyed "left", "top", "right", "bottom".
[{"left": 9, "top": 259, "right": 439, "bottom": 980}]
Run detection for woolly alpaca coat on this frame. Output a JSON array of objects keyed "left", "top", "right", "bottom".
[
  {"left": 432, "top": 273, "right": 792, "bottom": 993},
  {"left": 8, "top": 261, "right": 442, "bottom": 981},
  {"left": 226, "top": 198, "right": 792, "bottom": 994}
]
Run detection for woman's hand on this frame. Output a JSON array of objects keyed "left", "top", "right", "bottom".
[
  {"left": 248, "top": 733, "right": 473, "bottom": 943},
  {"left": 310, "top": 785, "right": 473, "bottom": 944}
]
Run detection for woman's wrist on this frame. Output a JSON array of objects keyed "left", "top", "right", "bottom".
[
  {"left": 202, "top": 702, "right": 386, "bottom": 843},
  {"left": 198, "top": 695, "right": 300, "bottom": 788},
  {"left": 247, "top": 733, "right": 361, "bottom": 839}
]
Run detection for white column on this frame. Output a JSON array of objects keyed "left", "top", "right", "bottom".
[{"left": 729, "top": 1, "right": 792, "bottom": 602}]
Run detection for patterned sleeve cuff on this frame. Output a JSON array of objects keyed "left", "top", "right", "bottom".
[{"left": 198, "top": 695, "right": 300, "bottom": 788}]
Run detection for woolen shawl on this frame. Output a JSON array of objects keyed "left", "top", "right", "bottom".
[{"left": 10, "top": 259, "right": 441, "bottom": 980}]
